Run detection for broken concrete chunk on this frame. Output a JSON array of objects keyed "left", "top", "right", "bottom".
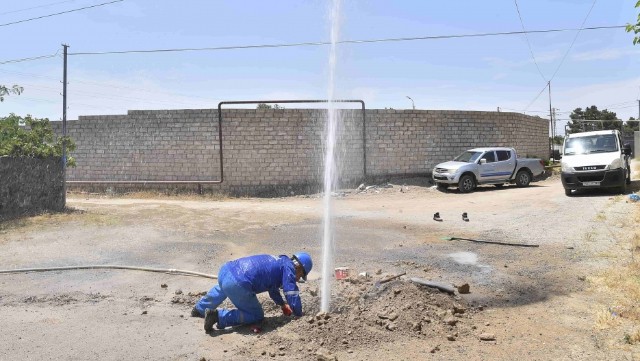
[{"left": 479, "top": 333, "right": 496, "bottom": 341}]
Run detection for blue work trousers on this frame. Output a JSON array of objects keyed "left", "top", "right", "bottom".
[{"left": 195, "top": 264, "right": 264, "bottom": 329}]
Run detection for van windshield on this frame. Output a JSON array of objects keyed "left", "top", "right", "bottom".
[
  {"left": 563, "top": 134, "right": 618, "bottom": 155},
  {"left": 454, "top": 151, "right": 482, "bottom": 163}
]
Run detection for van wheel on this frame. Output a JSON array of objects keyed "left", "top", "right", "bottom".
[
  {"left": 458, "top": 174, "right": 475, "bottom": 193},
  {"left": 564, "top": 188, "right": 572, "bottom": 196},
  {"left": 515, "top": 170, "right": 531, "bottom": 187}
]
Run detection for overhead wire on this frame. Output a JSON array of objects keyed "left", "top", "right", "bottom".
[
  {"left": 513, "top": 0, "right": 547, "bottom": 81},
  {"left": 0, "top": 0, "right": 124, "bottom": 28},
  {"left": 0, "top": 51, "right": 59, "bottom": 65},
  {"left": 522, "top": 0, "right": 597, "bottom": 112},
  {"left": 549, "top": 0, "right": 597, "bottom": 82},
  {"left": 0, "top": 0, "right": 86, "bottom": 16},
  {"left": 67, "top": 25, "right": 625, "bottom": 56}
]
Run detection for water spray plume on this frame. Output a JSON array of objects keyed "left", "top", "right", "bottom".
[{"left": 320, "top": 0, "right": 341, "bottom": 313}]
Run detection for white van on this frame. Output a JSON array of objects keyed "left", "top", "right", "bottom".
[{"left": 561, "top": 130, "right": 632, "bottom": 196}]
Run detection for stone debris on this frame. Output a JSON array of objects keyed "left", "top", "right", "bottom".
[
  {"left": 479, "top": 333, "right": 496, "bottom": 341},
  {"left": 231, "top": 277, "right": 478, "bottom": 359},
  {"left": 456, "top": 283, "right": 471, "bottom": 294},
  {"left": 160, "top": 283, "right": 168, "bottom": 288}
]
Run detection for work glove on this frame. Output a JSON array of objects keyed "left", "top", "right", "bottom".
[{"left": 281, "top": 304, "right": 292, "bottom": 316}]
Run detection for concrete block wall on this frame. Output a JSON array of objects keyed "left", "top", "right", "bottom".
[
  {"left": 52, "top": 108, "right": 548, "bottom": 194},
  {"left": 366, "top": 110, "right": 548, "bottom": 176},
  {"left": 0, "top": 157, "right": 65, "bottom": 220}
]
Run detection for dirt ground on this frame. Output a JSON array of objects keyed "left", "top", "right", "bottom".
[{"left": 1, "top": 167, "right": 640, "bottom": 360}]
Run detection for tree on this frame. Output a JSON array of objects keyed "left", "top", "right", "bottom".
[
  {"left": 0, "top": 85, "right": 23, "bottom": 102},
  {"left": 0, "top": 113, "right": 76, "bottom": 166},
  {"left": 625, "top": 117, "right": 639, "bottom": 134},
  {"left": 627, "top": 0, "right": 640, "bottom": 45},
  {"left": 566, "top": 106, "right": 619, "bottom": 133}
]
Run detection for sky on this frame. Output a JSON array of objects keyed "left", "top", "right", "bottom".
[{"left": 1, "top": 0, "right": 639, "bottom": 136}]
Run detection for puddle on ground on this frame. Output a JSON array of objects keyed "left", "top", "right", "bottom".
[{"left": 447, "top": 251, "right": 478, "bottom": 265}]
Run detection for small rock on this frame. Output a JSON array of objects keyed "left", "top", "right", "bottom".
[
  {"left": 393, "top": 289, "right": 402, "bottom": 295},
  {"left": 411, "top": 322, "right": 422, "bottom": 332},
  {"left": 388, "top": 312, "right": 399, "bottom": 321},
  {"left": 279, "top": 346, "right": 286, "bottom": 351},
  {"left": 341, "top": 339, "right": 348, "bottom": 344},
  {"left": 175, "top": 289, "right": 183, "bottom": 295},
  {"left": 141, "top": 310, "right": 148, "bottom": 315},
  {"left": 430, "top": 345, "right": 440, "bottom": 353},
  {"left": 261, "top": 351, "right": 267, "bottom": 356},
  {"left": 386, "top": 322, "right": 397, "bottom": 331},
  {"left": 447, "top": 334, "right": 456, "bottom": 341},
  {"left": 578, "top": 276, "right": 586, "bottom": 281},
  {"left": 453, "top": 306, "right": 466, "bottom": 314},
  {"left": 375, "top": 269, "right": 382, "bottom": 275},
  {"left": 269, "top": 351, "right": 276, "bottom": 357},
  {"left": 160, "top": 283, "right": 168, "bottom": 288},
  {"left": 307, "top": 317, "right": 315, "bottom": 324},
  {"left": 479, "top": 333, "right": 496, "bottom": 341},
  {"left": 567, "top": 246, "right": 574, "bottom": 250},
  {"left": 445, "top": 317, "right": 458, "bottom": 326},
  {"left": 199, "top": 357, "right": 206, "bottom": 361},
  {"left": 316, "top": 348, "right": 336, "bottom": 361},
  {"left": 457, "top": 283, "right": 470, "bottom": 294}
]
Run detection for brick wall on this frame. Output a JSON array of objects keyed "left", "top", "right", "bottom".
[
  {"left": 51, "top": 108, "right": 548, "bottom": 195},
  {"left": 0, "top": 157, "right": 65, "bottom": 220}
]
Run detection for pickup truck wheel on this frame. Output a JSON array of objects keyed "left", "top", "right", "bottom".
[
  {"left": 515, "top": 170, "right": 531, "bottom": 187},
  {"left": 564, "top": 188, "right": 572, "bottom": 196},
  {"left": 458, "top": 174, "right": 475, "bottom": 193}
]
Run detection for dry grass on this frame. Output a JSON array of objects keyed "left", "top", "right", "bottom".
[{"left": 591, "top": 208, "right": 640, "bottom": 339}]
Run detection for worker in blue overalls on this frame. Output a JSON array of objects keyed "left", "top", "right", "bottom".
[{"left": 192, "top": 252, "right": 313, "bottom": 332}]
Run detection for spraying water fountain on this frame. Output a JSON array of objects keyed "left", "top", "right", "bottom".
[{"left": 320, "top": 0, "right": 342, "bottom": 313}]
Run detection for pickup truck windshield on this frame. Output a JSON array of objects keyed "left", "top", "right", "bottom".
[
  {"left": 563, "top": 134, "right": 619, "bottom": 155},
  {"left": 454, "top": 151, "right": 482, "bottom": 163}
]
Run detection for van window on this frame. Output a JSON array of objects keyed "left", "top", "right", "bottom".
[
  {"left": 564, "top": 134, "right": 619, "bottom": 155},
  {"left": 496, "top": 150, "right": 511, "bottom": 161}
]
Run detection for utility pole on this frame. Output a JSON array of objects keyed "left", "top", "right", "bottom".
[
  {"left": 547, "top": 81, "right": 553, "bottom": 162},
  {"left": 62, "top": 43, "right": 69, "bottom": 206}
]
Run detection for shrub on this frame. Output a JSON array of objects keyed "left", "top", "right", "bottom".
[{"left": 0, "top": 113, "right": 76, "bottom": 166}]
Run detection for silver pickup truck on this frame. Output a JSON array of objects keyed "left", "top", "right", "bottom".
[{"left": 432, "top": 147, "right": 545, "bottom": 193}]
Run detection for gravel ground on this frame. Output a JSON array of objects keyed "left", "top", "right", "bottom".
[{"left": 1, "top": 168, "right": 639, "bottom": 360}]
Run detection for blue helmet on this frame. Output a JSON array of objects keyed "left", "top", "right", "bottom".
[{"left": 292, "top": 252, "right": 313, "bottom": 280}]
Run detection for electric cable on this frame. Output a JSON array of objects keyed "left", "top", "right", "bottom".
[
  {"left": 0, "top": 52, "right": 59, "bottom": 65},
  {"left": 68, "top": 25, "right": 625, "bottom": 56},
  {"left": 513, "top": 0, "right": 547, "bottom": 81},
  {"left": 0, "top": 0, "right": 124, "bottom": 28},
  {"left": 0, "top": 265, "right": 218, "bottom": 279},
  {"left": 549, "top": 0, "right": 597, "bottom": 82},
  {"left": 0, "top": 0, "right": 86, "bottom": 16}
]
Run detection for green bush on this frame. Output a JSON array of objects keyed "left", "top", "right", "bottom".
[{"left": 0, "top": 113, "right": 76, "bottom": 166}]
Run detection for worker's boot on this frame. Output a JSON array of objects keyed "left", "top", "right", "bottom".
[
  {"left": 191, "top": 307, "right": 202, "bottom": 318},
  {"left": 204, "top": 308, "right": 219, "bottom": 332}
]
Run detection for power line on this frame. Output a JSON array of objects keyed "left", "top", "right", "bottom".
[
  {"left": 524, "top": 83, "right": 549, "bottom": 111},
  {"left": 0, "top": 0, "right": 85, "bottom": 16},
  {"left": 513, "top": 0, "right": 546, "bottom": 81},
  {"left": 0, "top": 52, "right": 59, "bottom": 65},
  {"left": 68, "top": 24, "right": 626, "bottom": 56},
  {"left": 0, "top": 0, "right": 124, "bottom": 28},
  {"left": 549, "top": 0, "right": 597, "bottom": 82}
]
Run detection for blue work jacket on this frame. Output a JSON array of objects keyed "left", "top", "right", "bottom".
[{"left": 225, "top": 254, "right": 303, "bottom": 316}]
